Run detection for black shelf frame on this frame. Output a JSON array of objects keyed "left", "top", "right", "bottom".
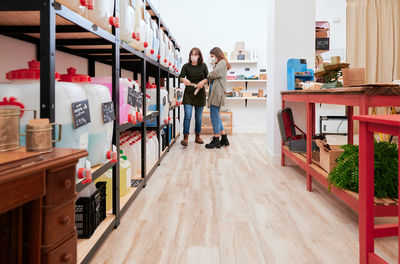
[{"left": 0, "top": 0, "right": 181, "bottom": 263}]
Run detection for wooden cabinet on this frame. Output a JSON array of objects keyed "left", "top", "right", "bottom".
[{"left": 0, "top": 148, "right": 87, "bottom": 264}]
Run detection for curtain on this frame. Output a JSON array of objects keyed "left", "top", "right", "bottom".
[{"left": 346, "top": 0, "right": 400, "bottom": 83}]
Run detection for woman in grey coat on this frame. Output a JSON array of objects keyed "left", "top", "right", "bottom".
[{"left": 205, "top": 47, "right": 231, "bottom": 149}]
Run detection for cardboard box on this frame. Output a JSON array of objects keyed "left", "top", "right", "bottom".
[
  {"left": 342, "top": 68, "right": 366, "bottom": 87},
  {"left": 235, "top": 41, "right": 245, "bottom": 51},
  {"left": 315, "top": 140, "right": 344, "bottom": 172}
]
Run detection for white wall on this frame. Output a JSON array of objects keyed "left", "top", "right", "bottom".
[
  {"left": 154, "top": 0, "right": 268, "bottom": 133},
  {"left": 155, "top": 0, "right": 268, "bottom": 69},
  {"left": 266, "top": 0, "right": 316, "bottom": 164},
  {"left": 316, "top": 0, "right": 346, "bottom": 61},
  {"left": 315, "top": 0, "right": 347, "bottom": 133}
]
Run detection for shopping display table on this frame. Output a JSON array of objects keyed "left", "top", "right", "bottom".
[
  {"left": 281, "top": 85, "right": 400, "bottom": 217},
  {"left": 354, "top": 115, "right": 399, "bottom": 264},
  {"left": 0, "top": 148, "right": 87, "bottom": 264}
]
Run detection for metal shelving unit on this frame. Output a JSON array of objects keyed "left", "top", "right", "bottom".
[{"left": 0, "top": 1, "right": 181, "bottom": 263}]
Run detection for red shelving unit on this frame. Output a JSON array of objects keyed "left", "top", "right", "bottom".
[
  {"left": 354, "top": 115, "right": 399, "bottom": 264},
  {"left": 280, "top": 85, "right": 400, "bottom": 217}
]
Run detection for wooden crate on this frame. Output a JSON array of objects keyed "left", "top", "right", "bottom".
[{"left": 201, "top": 112, "right": 233, "bottom": 135}]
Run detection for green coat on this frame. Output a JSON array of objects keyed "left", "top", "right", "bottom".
[{"left": 207, "top": 60, "right": 227, "bottom": 108}]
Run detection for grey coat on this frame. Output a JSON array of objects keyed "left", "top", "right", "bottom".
[{"left": 207, "top": 60, "right": 227, "bottom": 108}]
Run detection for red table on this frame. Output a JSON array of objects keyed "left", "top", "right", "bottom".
[
  {"left": 281, "top": 85, "right": 400, "bottom": 217},
  {"left": 354, "top": 115, "right": 400, "bottom": 264}
]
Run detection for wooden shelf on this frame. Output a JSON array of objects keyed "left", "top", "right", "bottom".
[
  {"left": 77, "top": 214, "right": 115, "bottom": 264},
  {"left": 229, "top": 60, "right": 258, "bottom": 64},
  {"left": 282, "top": 146, "right": 398, "bottom": 212},
  {"left": 120, "top": 183, "right": 143, "bottom": 210},
  {"left": 226, "top": 97, "right": 267, "bottom": 100},
  {"left": 227, "top": 80, "right": 266, "bottom": 83}
]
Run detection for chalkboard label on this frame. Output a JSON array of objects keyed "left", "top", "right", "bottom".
[
  {"left": 260, "top": 69, "right": 267, "bottom": 73},
  {"left": 245, "top": 68, "right": 250, "bottom": 71},
  {"left": 127, "top": 87, "right": 137, "bottom": 107},
  {"left": 316, "top": 38, "right": 329, "bottom": 51},
  {"left": 163, "top": 96, "right": 166, "bottom": 106},
  {"left": 71, "top": 100, "right": 91, "bottom": 129},
  {"left": 137, "top": 93, "right": 143, "bottom": 111},
  {"left": 102, "top": 101, "right": 115, "bottom": 124}
]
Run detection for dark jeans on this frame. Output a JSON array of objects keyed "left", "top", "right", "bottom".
[{"left": 183, "top": 104, "right": 204, "bottom": 134}]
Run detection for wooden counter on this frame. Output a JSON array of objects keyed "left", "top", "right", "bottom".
[{"left": 0, "top": 148, "right": 87, "bottom": 264}]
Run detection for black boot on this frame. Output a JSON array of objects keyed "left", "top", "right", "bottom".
[
  {"left": 205, "top": 137, "right": 221, "bottom": 149},
  {"left": 220, "top": 134, "right": 230, "bottom": 147}
]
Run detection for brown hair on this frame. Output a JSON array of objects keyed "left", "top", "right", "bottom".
[
  {"left": 188, "top": 47, "right": 204, "bottom": 66},
  {"left": 210, "top": 47, "right": 231, "bottom": 70}
]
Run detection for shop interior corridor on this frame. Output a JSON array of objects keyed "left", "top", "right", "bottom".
[{"left": 91, "top": 134, "right": 397, "bottom": 264}]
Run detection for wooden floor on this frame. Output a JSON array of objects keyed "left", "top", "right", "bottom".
[{"left": 91, "top": 134, "right": 398, "bottom": 264}]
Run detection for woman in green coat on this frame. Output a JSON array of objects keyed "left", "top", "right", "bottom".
[
  {"left": 179, "top": 47, "right": 209, "bottom": 146},
  {"left": 205, "top": 47, "right": 231, "bottom": 149}
]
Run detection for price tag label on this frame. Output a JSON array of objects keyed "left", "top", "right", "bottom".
[
  {"left": 71, "top": 99, "right": 91, "bottom": 129},
  {"left": 102, "top": 101, "right": 115, "bottom": 124}
]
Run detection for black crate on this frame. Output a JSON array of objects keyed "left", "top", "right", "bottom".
[{"left": 75, "top": 182, "right": 106, "bottom": 239}]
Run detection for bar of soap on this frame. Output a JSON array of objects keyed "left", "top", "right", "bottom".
[{"left": 28, "top": 118, "right": 49, "bottom": 126}]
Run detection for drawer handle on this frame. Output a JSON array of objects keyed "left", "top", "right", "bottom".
[
  {"left": 61, "top": 216, "right": 71, "bottom": 226},
  {"left": 62, "top": 253, "right": 72, "bottom": 263},
  {"left": 64, "top": 179, "right": 72, "bottom": 189}
]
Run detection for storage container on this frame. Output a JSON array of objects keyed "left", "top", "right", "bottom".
[
  {"left": 159, "top": 29, "right": 167, "bottom": 66},
  {"left": 119, "top": 153, "right": 132, "bottom": 196},
  {"left": 131, "top": 0, "right": 146, "bottom": 52},
  {"left": 25, "top": 118, "right": 62, "bottom": 153},
  {"left": 0, "top": 108, "right": 24, "bottom": 152},
  {"left": 151, "top": 20, "right": 160, "bottom": 61},
  {"left": 75, "top": 181, "right": 106, "bottom": 238},
  {"left": 162, "top": 32, "right": 170, "bottom": 67},
  {"left": 168, "top": 40, "right": 174, "bottom": 69},
  {"left": 81, "top": 77, "right": 114, "bottom": 166},
  {"left": 315, "top": 140, "right": 344, "bottom": 172},
  {"left": 90, "top": 77, "right": 136, "bottom": 125},
  {"left": 85, "top": 0, "right": 115, "bottom": 32},
  {"left": 58, "top": 68, "right": 93, "bottom": 180},
  {"left": 1, "top": 61, "right": 91, "bottom": 181},
  {"left": 277, "top": 108, "right": 317, "bottom": 153},
  {"left": 145, "top": 83, "right": 169, "bottom": 126},
  {"left": 57, "top": 0, "right": 87, "bottom": 16},
  {"left": 120, "top": 0, "right": 136, "bottom": 43},
  {"left": 143, "top": 11, "right": 154, "bottom": 58},
  {"left": 0, "top": 60, "right": 59, "bottom": 146}
]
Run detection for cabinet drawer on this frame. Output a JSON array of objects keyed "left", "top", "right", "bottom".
[
  {"left": 43, "top": 196, "right": 76, "bottom": 246},
  {"left": 42, "top": 232, "right": 76, "bottom": 264},
  {"left": 0, "top": 172, "right": 45, "bottom": 214},
  {"left": 44, "top": 165, "right": 75, "bottom": 206}
]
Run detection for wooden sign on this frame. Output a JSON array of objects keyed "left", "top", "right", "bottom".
[
  {"left": 102, "top": 101, "right": 115, "bottom": 124},
  {"left": 71, "top": 100, "right": 91, "bottom": 129}
]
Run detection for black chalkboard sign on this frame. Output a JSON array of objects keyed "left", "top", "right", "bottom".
[
  {"left": 127, "top": 87, "right": 137, "bottom": 107},
  {"left": 163, "top": 96, "right": 166, "bottom": 106},
  {"left": 316, "top": 38, "right": 329, "bottom": 51},
  {"left": 102, "top": 101, "right": 115, "bottom": 124},
  {"left": 71, "top": 100, "right": 91, "bottom": 129},
  {"left": 137, "top": 93, "right": 143, "bottom": 111}
]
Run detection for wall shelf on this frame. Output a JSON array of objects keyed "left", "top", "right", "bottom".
[
  {"left": 229, "top": 60, "right": 258, "bottom": 64},
  {"left": 227, "top": 80, "right": 267, "bottom": 83},
  {"left": 226, "top": 97, "right": 267, "bottom": 100}
]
